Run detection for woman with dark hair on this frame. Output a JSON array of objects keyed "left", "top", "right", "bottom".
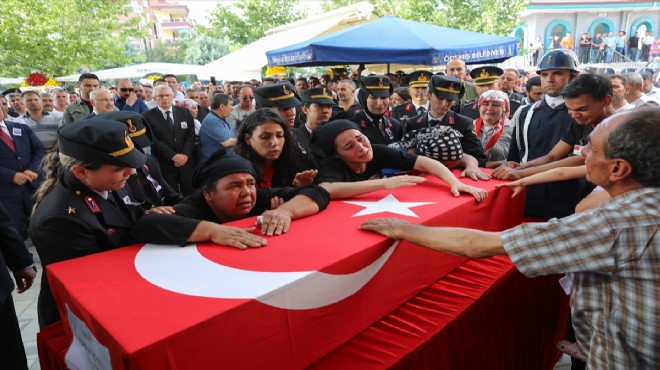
[
  {"left": 235, "top": 108, "right": 317, "bottom": 188},
  {"left": 390, "top": 87, "right": 412, "bottom": 107}
]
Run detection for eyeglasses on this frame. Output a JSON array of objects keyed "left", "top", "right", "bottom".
[
  {"left": 120, "top": 88, "right": 134, "bottom": 93},
  {"left": 156, "top": 94, "right": 173, "bottom": 99},
  {"left": 241, "top": 96, "right": 254, "bottom": 100}
]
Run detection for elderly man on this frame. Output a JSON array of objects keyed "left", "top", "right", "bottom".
[
  {"left": 63, "top": 73, "right": 100, "bottom": 125},
  {"left": 623, "top": 72, "right": 651, "bottom": 107},
  {"left": 22, "top": 91, "right": 61, "bottom": 150},
  {"left": 85, "top": 89, "right": 117, "bottom": 119},
  {"left": 391, "top": 71, "right": 432, "bottom": 121},
  {"left": 227, "top": 85, "right": 255, "bottom": 129},
  {"left": 115, "top": 79, "right": 149, "bottom": 114},
  {"left": 199, "top": 93, "right": 236, "bottom": 162},
  {"left": 361, "top": 107, "right": 660, "bottom": 370},
  {"left": 142, "top": 85, "right": 196, "bottom": 195},
  {"left": 498, "top": 69, "right": 526, "bottom": 117},
  {"left": 446, "top": 58, "right": 478, "bottom": 105}
]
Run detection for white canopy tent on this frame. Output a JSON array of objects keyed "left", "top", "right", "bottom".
[
  {"left": 198, "top": 2, "right": 375, "bottom": 81},
  {"left": 55, "top": 62, "right": 202, "bottom": 82},
  {"left": 0, "top": 77, "right": 25, "bottom": 85}
]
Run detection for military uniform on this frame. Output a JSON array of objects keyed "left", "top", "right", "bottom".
[
  {"left": 352, "top": 75, "right": 404, "bottom": 145},
  {"left": 391, "top": 70, "right": 432, "bottom": 122},
  {"left": 294, "top": 88, "right": 335, "bottom": 165},
  {"left": 404, "top": 111, "right": 486, "bottom": 166},
  {"left": 29, "top": 119, "right": 199, "bottom": 328},
  {"left": 506, "top": 91, "right": 525, "bottom": 119}
]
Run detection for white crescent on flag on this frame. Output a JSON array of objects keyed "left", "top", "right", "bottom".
[{"left": 134, "top": 242, "right": 398, "bottom": 310}]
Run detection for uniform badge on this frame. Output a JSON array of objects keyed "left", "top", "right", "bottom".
[
  {"left": 12, "top": 128, "right": 22, "bottom": 136},
  {"left": 448, "top": 116, "right": 455, "bottom": 125},
  {"left": 282, "top": 85, "right": 289, "bottom": 94},
  {"left": 66, "top": 206, "right": 76, "bottom": 214},
  {"left": 107, "top": 227, "right": 115, "bottom": 235},
  {"left": 127, "top": 119, "right": 136, "bottom": 133},
  {"left": 360, "top": 120, "right": 367, "bottom": 129},
  {"left": 180, "top": 121, "right": 188, "bottom": 129},
  {"left": 85, "top": 196, "right": 101, "bottom": 214},
  {"left": 405, "top": 104, "right": 412, "bottom": 111},
  {"left": 378, "top": 78, "right": 383, "bottom": 87},
  {"left": 533, "top": 101, "right": 543, "bottom": 110}
]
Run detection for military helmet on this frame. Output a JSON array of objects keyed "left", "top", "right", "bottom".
[{"left": 537, "top": 49, "right": 579, "bottom": 73}]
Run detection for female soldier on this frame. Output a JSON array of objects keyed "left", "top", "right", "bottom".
[{"left": 29, "top": 120, "right": 267, "bottom": 328}]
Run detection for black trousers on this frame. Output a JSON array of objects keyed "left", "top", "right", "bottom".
[{"left": 0, "top": 295, "right": 29, "bottom": 370}]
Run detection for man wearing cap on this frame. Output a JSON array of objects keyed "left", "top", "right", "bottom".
[
  {"left": 142, "top": 85, "right": 196, "bottom": 196},
  {"left": 294, "top": 87, "right": 334, "bottom": 162},
  {"left": 351, "top": 75, "right": 403, "bottom": 145},
  {"left": 174, "top": 148, "right": 330, "bottom": 235},
  {"left": 199, "top": 93, "right": 236, "bottom": 163},
  {"left": 391, "top": 71, "right": 431, "bottom": 122},
  {"left": 462, "top": 66, "right": 504, "bottom": 120},
  {"left": 404, "top": 75, "right": 488, "bottom": 173},
  {"left": 495, "top": 49, "right": 582, "bottom": 220},
  {"left": 498, "top": 69, "right": 525, "bottom": 118},
  {"left": 332, "top": 79, "right": 360, "bottom": 118},
  {"left": 63, "top": 73, "right": 100, "bottom": 125},
  {"left": 254, "top": 81, "right": 301, "bottom": 128},
  {"left": 0, "top": 98, "right": 45, "bottom": 239},
  {"left": 30, "top": 119, "right": 269, "bottom": 328}
]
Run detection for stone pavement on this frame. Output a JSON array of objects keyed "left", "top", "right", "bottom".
[{"left": 12, "top": 244, "right": 42, "bottom": 370}]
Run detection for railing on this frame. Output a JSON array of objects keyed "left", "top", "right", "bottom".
[{"left": 501, "top": 47, "right": 647, "bottom": 70}]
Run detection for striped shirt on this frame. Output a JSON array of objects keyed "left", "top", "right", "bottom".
[{"left": 502, "top": 187, "right": 660, "bottom": 369}]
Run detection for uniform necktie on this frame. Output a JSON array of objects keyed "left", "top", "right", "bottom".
[
  {"left": 429, "top": 119, "right": 440, "bottom": 126},
  {"left": 165, "top": 111, "right": 174, "bottom": 132},
  {"left": 417, "top": 106, "right": 427, "bottom": 115},
  {"left": 0, "top": 127, "right": 15, "bottom": 152}
]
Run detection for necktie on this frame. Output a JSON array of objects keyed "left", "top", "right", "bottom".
[
  {"left": 0, "top": 127, "right": 15, "bottom": 152},
  {"left": 417, "top": 106, "right": 427, "bottom": 115},
  {"left": 165, "top": 111, "right": 174, "bottom": 132},
  {"left": 429, "top": 119, "right": 440, "bottom": 126}
]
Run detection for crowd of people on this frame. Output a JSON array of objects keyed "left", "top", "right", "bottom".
[
  {"left": 529, "top": 30, "right": 660, "bottom": 66},
  {"left": 0, "top": 48, "right": 659, "bottom": 369}
]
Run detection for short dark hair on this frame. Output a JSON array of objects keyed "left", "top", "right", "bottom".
[
  {"left": 393, "top": 87, "right": 412, "bottom": 101},
  {"left": 163, "top": 74, "right": 178, "bottom": 81},
  {"left": 78, "top": 73, "right": 99, "bottom": 83},
  {"left": 561, "top": 73, "right": 612, "bottom": 100},
  {"left": 609, "top": 74, "right": 626, "bottom": 87},
  {"left": 21, "top": 91, "right": 40, "bottom": 98},
  {"left": 640, "top": 71, "right": 654, "bottom": 82},
  {"left": 604, "top": 107, "right": 660, "bottom": 187},
  {"left": 526, "top": 75, "right": 542, "bottom": 91},
  {"left": 210, "top": 93, "right": 231, "bottom": 110}
]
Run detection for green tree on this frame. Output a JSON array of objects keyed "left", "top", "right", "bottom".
[
  {"left": 203, "top": 0, "right": 307, "bottom": 48},
  {"left": 321, "top": 0, "right": 527, "bottom": 36},
  {"left": 181, "top": 35, "right": 230, "bottom": 65},
  {"left": 145, "top": 41, "right": 183, "bottom": 64},
  {"left": 0, "top": 0, "right": 144, "bottom": 77}
]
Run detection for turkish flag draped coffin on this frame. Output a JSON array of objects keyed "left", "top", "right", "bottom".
[{"left": 47, "top": 173, "right": 523, "bottom": 370}]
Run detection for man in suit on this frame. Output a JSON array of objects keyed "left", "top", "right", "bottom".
[
  {"left": 142, "top": 85, "right": 196, "bottom": 195},
  {"left": 404, "top": 75, "right": 488, "bottom": 178},
  {"left": 0, "top": 104, "right": 46, "bottom": 239},
  {"left": 0, "top": 202, "right": 36, "bottom": 370},
  {"left": 82, "top": 89, "right": 117, "bottom": 120}
]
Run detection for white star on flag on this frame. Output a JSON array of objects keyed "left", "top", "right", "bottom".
[{"left": 344, "top": 194, "right": 436, "bottom": 217}]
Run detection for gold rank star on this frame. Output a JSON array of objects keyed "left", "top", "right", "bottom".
[{"left": 66, "top": 206, "right": 76, "bottom": 214}]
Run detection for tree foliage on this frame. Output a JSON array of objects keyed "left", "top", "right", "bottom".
[
  {"left": 203, "top": 0, "right": 307, "bottom": 48},
  {"left": 0, "top": 0, "right": 144, "bottom": 77},
  {"left": 321, "top": 0, "right": 527, "bottom": 36},
  {"left": 180, "top": 35, "right": 230, "bottom": 65}
]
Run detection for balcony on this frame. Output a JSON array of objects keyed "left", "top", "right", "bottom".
[{"left": 160, "top": 18, "right": 194, "bottom": 30}]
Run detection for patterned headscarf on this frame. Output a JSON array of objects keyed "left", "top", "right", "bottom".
[{"left": 477, "top": 90, "right": 510, "bottom": 119}]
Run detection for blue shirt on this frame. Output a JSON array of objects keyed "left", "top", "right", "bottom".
[
  {"left": 115, "top": 97, "right": 149, "bottom": 114},
  {"left": 199, "top": 112, "right": 236, "bottom": 162}
]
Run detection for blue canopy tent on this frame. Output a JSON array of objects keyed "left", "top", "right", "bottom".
[{"left": 266, "top": 17, "right": 517, "bottom": 67}]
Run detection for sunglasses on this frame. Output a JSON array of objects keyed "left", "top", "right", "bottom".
[
  {"left": 120, "top": 88, "right": 135, "bottom": 92},
  {"left": 242, "top": 96, "right": 254, "bottom": 100}
]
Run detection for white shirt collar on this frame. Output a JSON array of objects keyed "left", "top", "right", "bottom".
[{"left": 544, "top": 95, "right": 565, "bottom": 109}]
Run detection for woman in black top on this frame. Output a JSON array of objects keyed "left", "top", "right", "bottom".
[{"left": 234, "top": 108, "right": 317, "bottom": 188}]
